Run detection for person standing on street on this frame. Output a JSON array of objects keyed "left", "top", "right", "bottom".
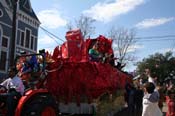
[
  {"left": 142, "top": 82, "right": 162, "bottom": 116},
  {"left": 166, "top": 89, "right": 175, "bottom": 116}
]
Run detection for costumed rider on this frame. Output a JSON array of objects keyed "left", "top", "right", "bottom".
[
  {"left": 16, "top": 55, "right": 39, "bottom": 88},
  {"left": 0, "top": 66, "right": 25, "bottom": 116},
  {"left": 88, "top": 43, "right": 102, "bottom": 62}
]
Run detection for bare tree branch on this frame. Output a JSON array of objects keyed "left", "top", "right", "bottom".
[
  {"left": 66, "top": 21, "right": 73, "bottom": 31},
  {"left": 66, "top": 15, "right": 96, "bottom": 39},
  {"left": 108, "top": 27, "right": 137, "bottom": 65}
]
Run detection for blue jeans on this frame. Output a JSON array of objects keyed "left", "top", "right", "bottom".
[{"left": 0, "top": 91, "right": 21, "bottom": 116}]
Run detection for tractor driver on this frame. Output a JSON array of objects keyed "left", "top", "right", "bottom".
[{"left": 0, "top": 66, "right": 24, "bottom": 116}]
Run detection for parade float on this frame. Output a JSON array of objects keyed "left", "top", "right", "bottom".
[{"left": 0, "top": 29, "right": 132, "bottom": 116}]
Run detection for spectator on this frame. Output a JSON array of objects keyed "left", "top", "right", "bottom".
[
  {"left": 16, "top": 60, "right": 31, "bottom": 89},
  {"left": 145, "top": 69, "right": 156, "bottom": 86},
  {"left": 125, "top": 83, "right": 136, "bottom": 115},
  {"left": 142, "top": 82, "right": 162, "bottom": 116},
  {"left": 156, "top": 84, "right": 165, "bottom": 111},
  {"left": 124, "top": 83, "right": 131, "bottom": 107},
  {"left": 145, "top": 69, "right": 153, "bottom": 82},
  {"left": 134, "top": 85, "right": 144, "bottom": 116},
  {"left": 166, "top": 88, "right": 175, "bottom": 116}
]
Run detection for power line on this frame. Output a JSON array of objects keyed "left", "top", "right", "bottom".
[
  {"left": 135, "top": 35, "right": 175, "bottom": 40},
  {"left": 39, "top": 26, "right": 65, "bottom": 42},
  {"left": 135, "top": 35, "right": 175, "bottom": 46},
  {"left": 41, "top": 29, "right": 61, "bottom": 45},
  {"left": 137, "top": 38, "right": 175, "bottom": 42},
  {"left": 113, "top": 35, "right": 175, "bottom": 42},
  {"left": 170, "top": 39, "right": 175, "bottom": 51}
]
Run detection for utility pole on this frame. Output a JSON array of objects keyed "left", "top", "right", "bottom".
[{"left": 9, "top": 0, "right": 18, "bottom": 66}]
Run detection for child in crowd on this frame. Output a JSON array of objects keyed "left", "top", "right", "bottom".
[{"left": 142, "top": 82, "right": 163, "bottom": 116}]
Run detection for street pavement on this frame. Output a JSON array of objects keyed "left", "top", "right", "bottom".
[{"left": 114, "top": 102, "right": 167, "bottom": 116}]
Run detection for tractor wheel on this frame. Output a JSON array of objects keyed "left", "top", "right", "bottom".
[{"left": 21, "top": 94, "right": 58, "bottom": 116}]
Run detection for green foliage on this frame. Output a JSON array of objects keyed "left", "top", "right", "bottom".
[{"left": 136, "top": 51, "right": 175, "bottom": 83}]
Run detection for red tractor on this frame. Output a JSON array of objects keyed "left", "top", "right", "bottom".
[
  {"left": 0, "top": 52, "right": 58, "bottom": 116},
  {"left": 0, "top": 29, "right": 132, "bottom": 116}
]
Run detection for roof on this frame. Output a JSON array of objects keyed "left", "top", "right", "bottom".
[
  {"left": 5, "top": 0, "right": 39, "bottom": 22},
  {"left": 18, "top": 0, "right": 39, "bottom": 21}
]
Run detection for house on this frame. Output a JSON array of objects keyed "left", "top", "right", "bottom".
[{"left": 0, "top": 0, "right": 40, "bottom": 79}]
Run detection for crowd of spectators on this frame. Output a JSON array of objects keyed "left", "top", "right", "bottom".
[{"left": 124, "top": 68, "right": 175, "bottom": 116}]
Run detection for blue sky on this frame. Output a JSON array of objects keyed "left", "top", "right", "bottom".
[{"left": 30, "top": 0, "right": 175, "bottom": 71}]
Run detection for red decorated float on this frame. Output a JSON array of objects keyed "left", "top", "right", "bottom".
[
  {"left": 0, "top": 29, "right": 132, "bottom": 116},
  {"left": 44, "top": 29, "right": 132, "bottom": 114}
]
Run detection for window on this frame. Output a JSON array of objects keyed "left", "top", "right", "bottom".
[
  {"left": 30, "top": 36, "right": 34, "bottom": 49},
  {"left": 20, "top": 31, "right": 24, "bottom": 46},
  {"left": 25, "top": 29, "right": 30, "bottom": 48},
  {"left": 0, "top": 51, "right": 7, "bottom": 70},
  {"left": 34, "top": 37, "right": 37, "bottom": 51},
  {"left": 2, "top": 36, "right": 8, "bottom": 47}
]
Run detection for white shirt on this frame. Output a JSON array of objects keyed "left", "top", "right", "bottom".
[
  {"left": 148, "top": 75, "right": 156, "bottom": 86},
  {"left": 142, "top": 95, "right": 162, "bottom": 116},
  {"left": 0, "top": 75, "right": 25, "bottom": 95},
  {"left": 148, "top": 76, "right": 154, "bottom": 83}
]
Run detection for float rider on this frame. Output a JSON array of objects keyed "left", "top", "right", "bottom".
[
  {"left": 89, "top": 44, "right": 102, "bottom": 62},
  {"left": 0, "top": 66, "right": 24, "bottom": 116}
]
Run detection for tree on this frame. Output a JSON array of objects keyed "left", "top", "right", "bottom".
[
  {"left": 108, "top": 27, "right": 137, "bottom": 65},
  {"left": 66, "top": 15, "right": 96, "bottom": 39},
  {"left": 136, "top": 51, "right": 175, "bottom": 83}
]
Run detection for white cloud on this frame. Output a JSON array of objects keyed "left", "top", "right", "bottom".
[
  {"left": 135, "top": 17, "right": 175, "bottom": 29},
  {"left": 38, "top": 35, "right": 58, "bottom": 52},
  {"left": 83, "top": 0, "right": 145, "bottom": 22},
  {"left": 38, "top": 9, "right": 67, "bottom": 29},
  {"left": 158, "top": 48, "right": 175, "bottom": 53},
  {"left": 128, "top": 44, "right": 144, "bottom": 52},
  {"left": 38, "top": 35, "right": 55, "bottom": 45},
  {"left": 113, "top": 44, "right": 144, "bottom": 55}
]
